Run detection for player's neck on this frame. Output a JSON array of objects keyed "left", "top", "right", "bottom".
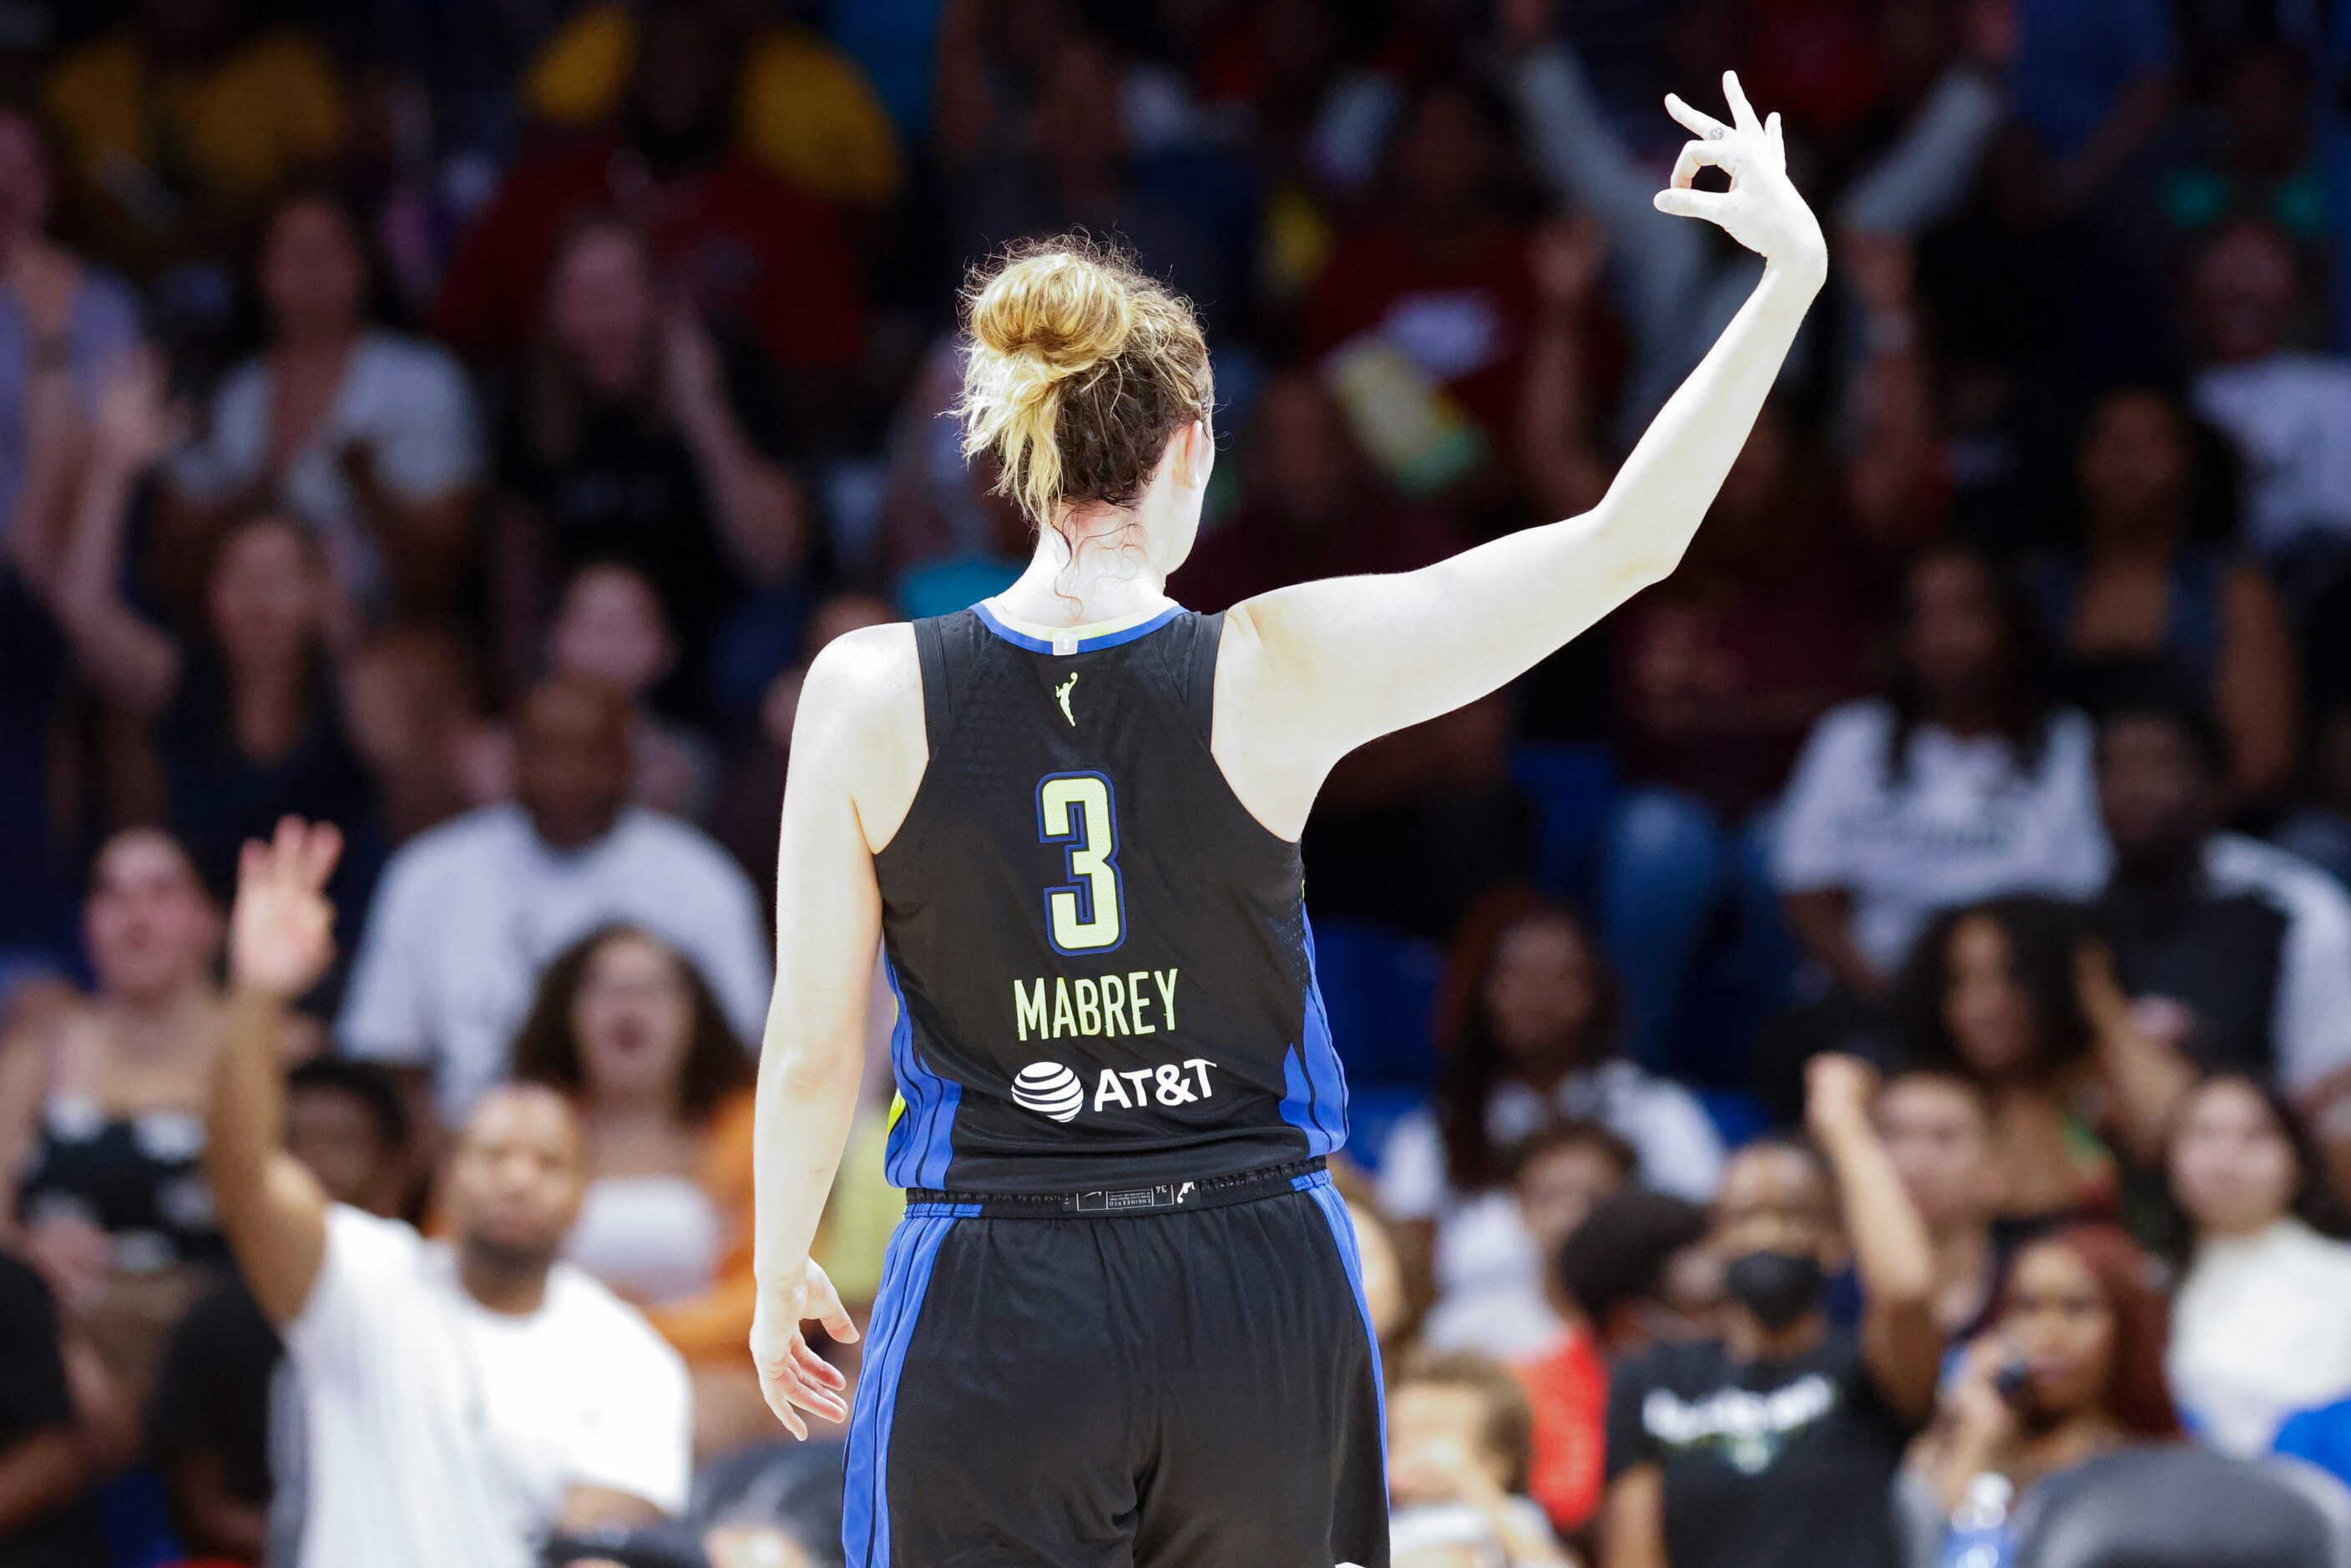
[{"left": 990, "top": 532, "right": 1176, "bottom": 632}]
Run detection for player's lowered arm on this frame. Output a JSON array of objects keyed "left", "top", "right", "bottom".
[{"left": 1229, "top": 73, "right": 1827, "bottom": 773}]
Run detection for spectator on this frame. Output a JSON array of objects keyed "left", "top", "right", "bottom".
[
  {"left": 491, "top": 218, "right": 805, "bottom": 707},
  {"left": 1775, "top": 544, "right": 2105, "bottom": 1003},
  {"left": 1600, "top": 1057, "right": 1939, "bottom": 1568},
  {"left": 519, "top": 1, "right": 906, "bottom": 210},
  {"left": 1913, "top": 1225, "right": 2180, "bottom": 1545},
  {"left": 510, "top": 923, "right": 897, "bottom": 1457},
  {"left": 159, "top": 188, "right": 483, "bottom": 619},
  {"left": 2186, "top": 219, "right": 2351, "bottom": 602},
  {"left": 1892, "top": 896, "right": 2117, "bottom": 1229},
  {"left": 2095, "top": 699, "right": 2351, "bottom": 1110},
  {"left": 1520, "top": 1189, "right": 1714, "bottom": 1537},
  {"left": 208, "top": 818, "right": 694, "bottom": 1568},
  {"left": 1508, "top": 7, "right": 2007, "bottom": 439},
  {"left": 1174, "top": 370, "right": 1464, "bottom": 613},
  {"left": 2163, "top": 1072, "right": 2351, "bottom": 1459},
  {"left": 0, "top": 104, "right": 141, "bottom": 552},
  {"left": 50, "top": 478, "right": 387, "bottom": 940},
  {"left": 1423, "top": 1119, "right": 1634, "bottom": 1361},
  {"left": 1304, "top": 78, "right": 1534, "bottom": 476},
  {"left": 2004, "top": 0, "right": 2174, "bottom": 213},
  {"left": 1380, "top": 895, "right": 1724, "bottom": 1250},
  {"left": 0, "top": 829, "right": 227, "bottom": 1409},
  {"left": 2034, "top": 387, "right": 2298, "bottom": 802},
  {"left": 38, "top": 0, "right": 346, "bottom": 280},
  {"left": 0, "top": 1248, "right": 109, "bottom": 1567},
  {"left": 540, "top": 563, "right": 720, "bottom": 821},
  {"left": 432, "top": 3, "right": 867, "bottom": 398},
  {"left": 147, "top": 1057, "right": 410, "bottom": 1564},
  {"left": 1388, "top": 1349, "right": 1575, "bottom": 1568},
  {"left": 1875, "top": 1069, "right": 2003, "bottom": 1339},
  {"left": 944, "top": 28, "right": 1249, "bottom": 346},
  {"left": 337, "top": 674, "right": 771, "bottom": 1125},
  {"left": 0, "top": 524, "right": 74, "bottom": 969},
  {"left": 1599, "top": 399, "right": 1884, "bottom": 1069},
  {"left": 2273, "top": 694, "right": 2351, "bottom": 892}
]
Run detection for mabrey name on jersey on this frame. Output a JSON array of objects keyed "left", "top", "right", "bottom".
[{"left": 1013, "top": 968, "right": 1180, "bottom": 1042}]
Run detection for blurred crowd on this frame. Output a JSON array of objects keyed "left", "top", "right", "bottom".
[{"left": 3, "top": 0, "right": 2351, "bottom": 1565}]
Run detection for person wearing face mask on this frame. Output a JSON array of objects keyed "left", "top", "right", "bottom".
[
  {"left": 1598, "top": 1055, "right": 1939, "bottom": 1568},
  {"left": 1388, "top": 1350, "right": 1576, "bottom": 1568},
  {"left": 1914, "top": 1225, "right": 2180, "bottom": 1562},
  {"left": 2162, "top": 1073, "right": 2351, "bottom": 1458}
]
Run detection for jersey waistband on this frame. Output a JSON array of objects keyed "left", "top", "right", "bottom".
[{"left": 903, "top": 1157, "right": 1330, "bottom": 1219}]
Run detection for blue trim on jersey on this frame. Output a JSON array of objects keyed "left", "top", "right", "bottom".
[
  {"left": 972, "top": 600, "right": 1186, "bottom": 654},
  {"left": 903, "top": 1201, "right": 984, "bottom": 1218},
  {"left": 882, "top": 957, "right": 960, "bottom": 1189},
  {"left": 1277, "top": 911, "right": 1351, "bottom": 1156},
  {"left": 1298, "top": 1171, "right": 1389, "bottom": 1462},
  {"left": 843, "top": 1212, "right": 958, "bottom": 1568},
  {"left": 1034, "top": 769, "right": 1128, "bottom": 957}
]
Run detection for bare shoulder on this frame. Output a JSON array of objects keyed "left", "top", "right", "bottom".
[{"left": 790, "top": 622, "right": 928, "bottom": 852}]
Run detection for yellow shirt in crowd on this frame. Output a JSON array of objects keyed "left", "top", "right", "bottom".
[{"left": 522, "top": 4, "right": 904, "bottom": 210}]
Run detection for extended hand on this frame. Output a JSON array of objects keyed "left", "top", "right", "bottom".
[
  {"left": 750, "top": 1258, "right": 859, "bottom": 1439},
  {"left": 230, "top": 817, "right": 342, "bottom": 999},
  {"left": 1653, "top": 72, "right": 1828, "bottom": 272},
  {"left": 1804, "top": 1051, "right": 1881, "bottom": 1145}
]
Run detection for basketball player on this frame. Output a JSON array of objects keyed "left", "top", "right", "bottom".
[{"left": 751, "top": 74, "right": 1826, "bottom": 1568}]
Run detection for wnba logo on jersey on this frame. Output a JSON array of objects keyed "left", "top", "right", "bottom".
[{"left": 1011, "top": 1061, "right": 1086, "bottom": 1121}]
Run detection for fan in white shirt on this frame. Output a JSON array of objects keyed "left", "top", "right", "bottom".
[
  {"left": 338, "top": 675, "right": 771, "bottom": 1125},
  {"left": 210, "top": 821, "right": 703, "bottom": 1568},
  {"left": 2165, "top": 1074, "right": 2351, "bottom": 1459}
]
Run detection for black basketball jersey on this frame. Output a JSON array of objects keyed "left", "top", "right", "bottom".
[{"left": 872, "top": 603, "right": 1350, "bottom": 1193}]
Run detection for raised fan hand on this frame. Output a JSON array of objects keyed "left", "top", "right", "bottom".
[
  {"left": 230, "top": 817, "right": 343, "bottom": 1000},
  {"left": 1653, "top": 72, "right": 1827, "bottom": 272}
]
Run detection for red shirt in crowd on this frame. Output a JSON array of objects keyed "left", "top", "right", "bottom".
[
  {"left": 1302, "top": 224, "right": 1536, "bottom": 445},
  {"left": 1516, "top": 1327, "right": 1610, "bottom": 1535},
  {"left": 433, "top": 136, "right": 867, "bottom": 370}
]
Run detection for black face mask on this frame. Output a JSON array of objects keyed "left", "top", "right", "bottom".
[{"left": 1722, "top": 1250, "right": 1827, "bottom": 1332}]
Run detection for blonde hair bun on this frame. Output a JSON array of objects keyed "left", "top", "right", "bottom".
[
  {"left": 968, "top": 248, "right": 1136, "bottom": 375},
  {"left": 956, "top": 235, "right": 1212, "bottom": 529}
]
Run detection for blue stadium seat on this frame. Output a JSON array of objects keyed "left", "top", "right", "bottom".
[
  {"left": 1309, "top": 916, "right": 1444, "bottom": 1085},
  {"left": 1510, "top": 741, "right": 1617, "bottom": 900},
  {"left": 1343, "top": 1084, "right": 1432, "bottom": 1175}
]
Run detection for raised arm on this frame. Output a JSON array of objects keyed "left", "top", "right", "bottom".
[
  {"left": 1218, "top": 74, "right": 1826, "bottom": 835},
  {"left": 204, "top": 819, "right": 344, "bottom": 1328},
  {"left": 747, "top": 629, "right": 929, "bottom": 1436},
  {"left": 1807, "top": 1054, "right": 1940, "bottom": 1424}
]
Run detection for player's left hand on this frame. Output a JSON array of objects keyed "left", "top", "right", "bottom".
[
  {"left": 750, "top": 1259, "right": 857, "bottom": 1439},
  {"left": 1653, "top": 72, "right": 1827, "bottom": 273}
]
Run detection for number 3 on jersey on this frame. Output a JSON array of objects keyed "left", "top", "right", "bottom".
[{"left": 1037, "top": 771, "right": 1125, "bottom": 954}]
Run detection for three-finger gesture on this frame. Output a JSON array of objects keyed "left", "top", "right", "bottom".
[
  {"left": 231, "top": 817, "right": 342, "bottom": 999},
  {"left": 1653, "top": 72, "right": 1827, "bottom": 272}
]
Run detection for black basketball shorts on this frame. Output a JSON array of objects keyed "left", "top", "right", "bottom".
[{"left": 840, "top": 1161, "right": 1389, "bottom": 1567}]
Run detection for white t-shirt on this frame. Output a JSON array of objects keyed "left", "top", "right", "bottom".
[
  {"left": 167, "top": 330, "right": 483, "bottom": 605},
  {"left": 338, "top": 804, "right": 772, "bottom": 1121},
  {"left": 2192, "top": 353, "right": 2351, "bottom": 555},
  {"left": 1376, "top": 1060, "right": 1725, "bottom": 1222},
  {"left": 2198, "top": 833, "right": 2351, "bottom": 1094},
  {"left": 1419, "top": 1187, "right": 1570, "bottom": 1361},
  {"left": 2168, "top": 1219, "right": 2351, "bottom": 1459},
  {"left": 281, "top": 1206, "right": 690, "bottom": 1568},
  {"left": 1772, "top": 700, "right": 2109, "bottom": 973}
]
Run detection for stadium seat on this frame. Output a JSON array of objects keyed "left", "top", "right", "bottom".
[
  {"left": 1509, "top": 741, "right": 1617, "bottom": 900},
  {"left": 1309, "top": 916, "right": 1444, "bottom": 1085},
  {"left": 1344, "top": 1084, "right": 1431, "bottom": 1175},
  {"left": 2014, "top": 1446, "right": 2348, "bottom": 1568}
]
